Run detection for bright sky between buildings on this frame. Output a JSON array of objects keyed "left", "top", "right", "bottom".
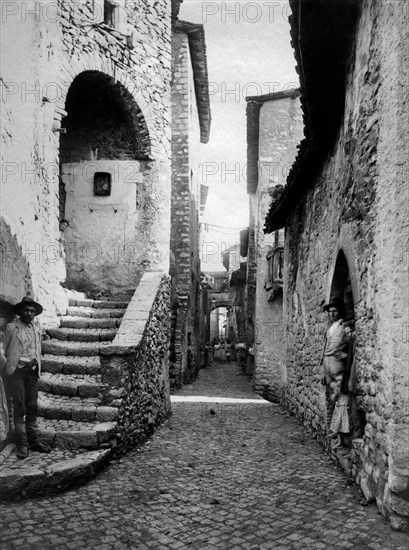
[{"left": 179, "top": 0, "right": 299, "bottom": 270}]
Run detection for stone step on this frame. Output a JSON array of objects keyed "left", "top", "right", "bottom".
[
  {"left": 42, "top": 339, "right": 103, "bottom": 357},
  {"left": 39, "top": 372, "right": 102, "bottom": 398},
  {"left": 66, "top": 306, "right": 126, "bottom": 319},
  {"left": 0, "top": 446, "right": 111, "bottom": 500},
  {"left": 60, "top": 316, "right": 121, "bottom": 329},
  {"left": 47, "top": 327, "right": 117, "bottom": 342},
  {"left": 68, "top": 298, "right": 129, "bottom": 309},
  {"left": 38, "top": 393, "right": 119, "bottom": 422},
  {"left": 36, "top": 418, "right": 117, "bottom": 450},
  {"left": 42, "top": 355, "right": 101, "bottom": 375}
]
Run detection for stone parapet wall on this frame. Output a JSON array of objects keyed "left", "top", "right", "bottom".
[
  {"left": 100, "top": 272, "right": 171, "bottom": 454},
  {"left": 283, "top": 0, "right": 409, "bottom": 530}
]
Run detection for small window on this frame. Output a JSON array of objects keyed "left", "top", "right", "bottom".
[
  {"left": 265, "top": 247, "right": 284, "bottom": 301},
  {"left": 266, "top": 247, "right": 284, "bottom": 287},
  {"left": 266, "top": 253, "right": 274, "bottom": 286},
  {"left": 274, "top": 249, "right": 284, "bottom": 281},
  {"left": 94, "top": 172, "right": 112, "bottom": 196},
  {"left": 104, "top": 0, "right": 115, "bottom": 26}
]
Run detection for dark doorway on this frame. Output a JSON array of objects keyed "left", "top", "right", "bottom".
[{"left": 329, "top": 250, "right": 354, "bottom": 320}]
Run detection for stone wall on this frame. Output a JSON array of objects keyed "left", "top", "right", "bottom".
[
  {"left": 100, "top": 272, "right": 171, "bottom": 454},
  {"left": 1, "top": 8, "right": 67, "bottom": 322},
  {"left": 61, "top": 159, "right": 158, "bottom": 298},
  {"left": 58, "top": 1, "right": 172, "bottom": 296},
  {"left": 170, "top": 30, "right": 202, "bottom": 387},
  {"left": 0, "top": 218, "right": 32, "bottom": 309},
  {"left": 283, "top": 0, "right": 409, "bottom": 530},
  {"left": 250, "top": 94, "right": 303, "bottom": 401}
]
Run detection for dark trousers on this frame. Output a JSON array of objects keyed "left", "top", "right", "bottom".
[{"left": 6, "top": 367, "right": 39, "bottom": 447}]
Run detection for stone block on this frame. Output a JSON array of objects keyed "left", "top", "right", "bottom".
[
  {"left": 0, "top": 469, "right": 44, "bottom": 498},
  {"left": 390, "top": 493, "right": 409, "bottom": 517},
  {"left": 45, "top": 457, "right": 94, "bottom": 488},
  {"left": 61, "top": 318, "right": 90, "bottom": 329},
  {"left": 39, "top": 379, "right": 53, "bottom": 394},
  {"left": 66, "top": 343, "right": 100, "bottom": 357},
  {"left": 95, "top": 407, "right": 118, "bottom": 422},
  {"left": 41, "top": 358, "right": 64, "bottom": 374},
  {"left": 55, "top": 431, "right": 98, "bottom": 450},
  {"left": 78, "top": 382, "right": 100, "bottom": 398},
  {"left": 42, "top": 341, "right": 68, "bottom": 356},
  {"left": 95, "top": 422, "right": 117, "bottom": 443},
  {"left": 37, "top": 429, "right": 56, "bottom": 447},
  {"left": 388, "top": 469, "right": 409, "bottom": 494},
  {"left": 55, "top": 381, "right": 78, "bottom": 397},
  {"left": 75, "top": 299, "right": 95, "bottom": 307},
  {"left": 42, "top": 404, "right": 72, "bottom": 421},
  {"left": 47, "top": 328, "right": 70, "bottom": 341},
  {"left": 72, "top": 406, "right": 96, "bottom": 422}
]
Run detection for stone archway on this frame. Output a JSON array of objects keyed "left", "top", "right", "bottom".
[
  {"left": 59, "top": 70, "right": 153, "bottom": 298},
  {"left": 329, "top": 250, "right": 355, "bottom": 320},
  {"left": 61, "top": 71, "right": 151, "bottom": 164},
  {"left": 55, "top": 56, "right": 156, "bottom": 157},
  {"left": 209, "top": 306, "right": 229, "bottom": 342},
  {"left": 326, "top": 224, "right": 361, "bottom": 307},
  {"left": 325, "top": 241, "right": 366, "bottom": 446},
  {"left": 210, "top": 300, "right": 230, "bottom": 311}
]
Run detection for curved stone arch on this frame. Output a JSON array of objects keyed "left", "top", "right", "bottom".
[
  {"left": 56, "top": 56, "right": 156, "bottom": 158},
  {"left": 325, "top": 223, "right": 361, "bottom": 305},
  {"left": 210, "top": 301, "right": 230, "bottom": 311}
]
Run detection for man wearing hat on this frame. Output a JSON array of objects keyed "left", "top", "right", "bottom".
[
  {"left": 320, "top": 297, "right": 349, "bottom": 428},
  {"left": 3, "top": 295, "right": 51, "bottom": 459}
]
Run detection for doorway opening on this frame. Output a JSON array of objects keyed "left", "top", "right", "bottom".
[
  {"left": 327, "top": 249, "right": 366, "bottom": 448},
  {"left": 59, "top": 71, "right": 151, "bottom": 297}
]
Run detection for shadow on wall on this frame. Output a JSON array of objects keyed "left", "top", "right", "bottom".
[{"left": 0, "top": 217, "right": 32, "bottom": 324}]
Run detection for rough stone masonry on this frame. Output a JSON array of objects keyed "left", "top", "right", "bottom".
[{"left": 264, "top": 0, "right": 409, "bottom": 531}]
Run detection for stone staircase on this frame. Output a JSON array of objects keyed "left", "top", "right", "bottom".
[{"left": 0, "top": 295, "right": 129, "bottom": 500}]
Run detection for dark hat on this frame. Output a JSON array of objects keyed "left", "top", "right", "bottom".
[
  {"left": 14, "top": 295, "right": 43, "bottom": 316},
  {"left": 323, "top": 297, "right": 344, "bottom": 312}
]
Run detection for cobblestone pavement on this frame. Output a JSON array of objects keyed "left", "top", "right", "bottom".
[{"left": 0, "top": 361, "right": 408, "bottom": 550}]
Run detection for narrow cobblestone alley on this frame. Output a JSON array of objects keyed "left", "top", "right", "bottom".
[{"left": 0, "top": 361, "right": 408, "bottom": 550}]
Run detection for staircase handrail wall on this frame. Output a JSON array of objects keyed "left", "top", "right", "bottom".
[{"left": 100, "top": 271, "right": 171, "bottom": 454}]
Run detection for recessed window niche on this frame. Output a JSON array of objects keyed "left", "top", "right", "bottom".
[{"left": 94, "top": 172, "right": 112, "bottom": 196}]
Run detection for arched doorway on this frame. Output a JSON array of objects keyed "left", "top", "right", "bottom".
[
  {"left": 326, "top": 249, "right": 366, "bottom": 444},
  {"left": 329, "top": 250, "right": 354, "bottom": 321},
  {"left": 59, "top": 71, "right": 151, "bottom": 298},
  {"left": 210, "top": 306, "right": 229, "bottom": 343}
]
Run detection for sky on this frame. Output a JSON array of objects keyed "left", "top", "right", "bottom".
[{"left": 179, "top": 0, "right": 299, "bottom": 270}]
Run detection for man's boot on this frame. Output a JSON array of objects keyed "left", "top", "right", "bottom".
[
  {"left": 16, "top": 445, "right": 29, "bottom": 459},
  {"left": 27, "top": 423, "right": 51, "bottom": 453},
  {"left": 15, "top": 424, "right": 29, "bottom": 459},
  {"left": 29, "top": 438, "right": 52, "bottom": 453}
]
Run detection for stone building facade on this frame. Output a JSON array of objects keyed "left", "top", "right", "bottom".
[
  {"left": 265, "top": 0, "right": 409, "bottom": 531},
  {"left": 246, "top": 90, "right": 303, "bottom": 401},
  {"left": 1, "top": 0, "right": 178, "bottom": 315},
  {"left": 0, "top": 0, "right": 184, "bottom": 492},
  {"left": 170, "top": 20, "right": 211, "bottom": 387}
]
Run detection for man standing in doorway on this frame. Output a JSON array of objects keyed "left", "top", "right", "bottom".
[
  {"left": 4, "top": 295, "right": 51, "bottom": 459},
  {"left": 320, "top": 298, "right": 348, "bottom": 428}
]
